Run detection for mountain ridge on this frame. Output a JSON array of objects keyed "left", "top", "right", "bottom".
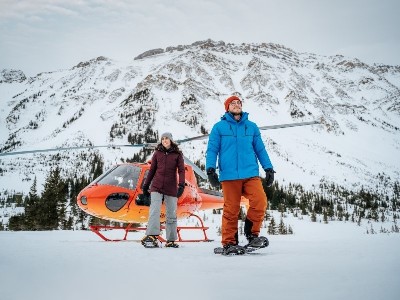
[{"left": 0, "top": 39, "right": 399, "bottom": 195}]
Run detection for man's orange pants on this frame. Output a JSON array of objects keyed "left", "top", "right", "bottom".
[{"left": 221, "top": 177, "right": 267, "bottom": 246}]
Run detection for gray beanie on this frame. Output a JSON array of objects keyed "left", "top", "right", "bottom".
[{"left": 160, "top": 132, "right": 173, "bottom": 142}]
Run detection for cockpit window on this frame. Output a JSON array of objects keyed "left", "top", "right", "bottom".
[{"left": 94, "top": 165, "right": 141, "bottom": 190}]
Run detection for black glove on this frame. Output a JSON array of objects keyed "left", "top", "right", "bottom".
[
  {"left": 207, "top": 168, "right": 220, "bottom": 188},
  {"left": 142, "top": 184, "right": 150, "bottom": 197},
  {"left": 177, "top": 184, "right": 185, "bottom": 198},
  {"left": 264, "top": 168, "right": 276, "bottom": 187}
]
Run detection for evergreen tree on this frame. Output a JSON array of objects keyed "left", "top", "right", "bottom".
[
  {"left": 278, "top": 217, "right": 287, "bottom": 234},
  {"left": 267, "top": 216, "right": 277, "bottom": 235},
  {"left": 381, "top": 211, "right": 385, "bottom": 223},
  {"left": 8, "top": 215, "right": 25, "bottom": 231},
  {"left": 70, "top": 174, "right": 91, "bottom": 227},
  {"left": 327, "top": 202, "right": 335, "bottom": 220},
  {"left": 25, "top": 177, "right": 40, "bottom": 230},
  {"left": 392, "top": 222, "right": 399, "bottom": 233},
  {"left": 38, "top": 167, "right": 67, "bottom": 230},
  {"left": 311, "top": 210, "right": 317, "bottom": 222},
  {"left": 90, "top": 153, "right": 104, "bottom": 180},
  {"left": 323, "top": 209, "right": 328, "bottom": 224}
]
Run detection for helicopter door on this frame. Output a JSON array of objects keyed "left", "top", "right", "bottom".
[{"left": 136, "top": 170, "right": 151, "bottom": 206}]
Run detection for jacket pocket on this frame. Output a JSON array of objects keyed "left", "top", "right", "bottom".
[
  {"left": 244, "top": 124, "right": 256, "bottom": 137},
  {"left": 220, "top": 126, "right": 235, "bottom": 137}
]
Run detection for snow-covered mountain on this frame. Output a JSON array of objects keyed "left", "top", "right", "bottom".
[{"left": 1, "top": 39, "right": 399, "bottom": 194}]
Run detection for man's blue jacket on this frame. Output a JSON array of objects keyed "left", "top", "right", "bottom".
[{"left": 206, "top": 112, "right": 273, "bottom": 181}]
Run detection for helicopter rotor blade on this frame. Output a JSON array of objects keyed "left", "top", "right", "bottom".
[
  {"left": 0, "top": 121, "right": 320, "bottom": 157},
  {"left": 258, "top": 120, "right": 320, "bottom": 131},
  {"left": 0, "top": 144, "right": 146, "bottom": 157},
  {"left": 176, "top": 134, "right": 210, "bottom": 144},
  {"left": 176, "top": 120, "right": 320, "bottom": 144},
  {"left": 183, "top": 155, "right": 208, "bottom": 180}
]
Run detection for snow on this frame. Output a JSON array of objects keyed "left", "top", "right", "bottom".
[{"left": 1, "top": 212, "right": 399, "bottom": 300}]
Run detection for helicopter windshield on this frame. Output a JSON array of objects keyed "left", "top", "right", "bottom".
[{"left": 94, "top": 165, "right": 142, "bottom": 190}]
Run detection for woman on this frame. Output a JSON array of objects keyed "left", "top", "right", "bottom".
[{"left": 141, "top": 132, "right": 185, "bottom": 248}]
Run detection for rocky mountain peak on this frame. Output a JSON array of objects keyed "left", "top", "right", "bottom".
[{"left": 0, "top": 69, "right": 27, "bottom": 83}]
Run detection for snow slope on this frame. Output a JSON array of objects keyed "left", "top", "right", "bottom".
[{"left": 0, "top": 212, "right": 399, "bottom": 300}]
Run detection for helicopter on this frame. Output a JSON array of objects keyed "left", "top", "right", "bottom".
[{"left": 0, "top": 120, "right": 319, "bottom": 242}]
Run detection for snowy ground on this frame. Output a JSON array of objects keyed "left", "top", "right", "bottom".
[{"left": 1, "top": 214, "right": 399, "bottom": 300}]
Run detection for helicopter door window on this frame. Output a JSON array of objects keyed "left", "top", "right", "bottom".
[
  {"left": 136, "top": 170, "right": 152, "bottom": 206},
  {"left": 141, "top": 170, "right": 149, "bottom": 189},
  {"left": 96, "top": 165, "right": 141, "bottom": 190}
]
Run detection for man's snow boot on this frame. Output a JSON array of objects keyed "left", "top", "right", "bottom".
[
  {"left": 246, "top": 235, "right": 269, "bottom": 248},
  {"left": 141, "top": 235, "right": 160, "bottom": 248}
]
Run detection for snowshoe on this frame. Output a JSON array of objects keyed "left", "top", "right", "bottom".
[
  {"left": 141, "top": 235, "right": 160, "bottom": 248},
  {"left": 165, "top": 241, "right": 179, "bottom": 248},
  {"left": 214, "top": 244, "right": 246, "bottom": 256}
]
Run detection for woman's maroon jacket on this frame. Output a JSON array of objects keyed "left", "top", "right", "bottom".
[{"left": 144, "top": 144, "right": 185, "bottom": 197}]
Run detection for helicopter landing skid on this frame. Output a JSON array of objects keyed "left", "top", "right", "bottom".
[{"left": 89, "top": 213, "right": 213, "bottom": 242}]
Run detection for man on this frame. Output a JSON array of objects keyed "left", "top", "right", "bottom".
[{"left": 206, "top": 95, "right": 275, "bottom": 255}]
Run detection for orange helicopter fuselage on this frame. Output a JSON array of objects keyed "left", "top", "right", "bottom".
[{"left": 77, "top": 162, "right": 224, "bottom": 224}]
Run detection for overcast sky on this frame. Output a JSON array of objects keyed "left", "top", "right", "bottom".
[{"left": 1, "top": 0, "right": 399, "bottom": 77}]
